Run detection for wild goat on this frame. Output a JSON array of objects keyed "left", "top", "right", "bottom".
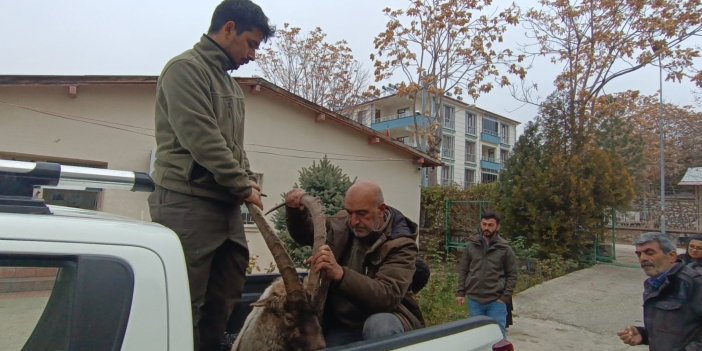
[{"left": 231, "top": 196, "right": 329, "bottom": 351}]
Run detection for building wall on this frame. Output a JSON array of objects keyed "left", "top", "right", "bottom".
[
  {"left": 352, "top": 94, "right": 519, "bottom": 187},
  {"left": 0, "top": 81, "right": 424, "bottom": 269},
  {"left": 0, "top": 84, "right": 156, "bottom": 219}
]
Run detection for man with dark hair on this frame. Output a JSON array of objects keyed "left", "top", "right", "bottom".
[
  {"left": 147, "top": 1, "right": 273, "bottom": 349},
  {"left": 617, "top": 232, "right": 702, "bottom": 350},
  {"left": 284, "top": 181, "right": 424, "bottom": 346},
  {"left": 455, "top": 211, "right": 517, "bottom": 338}
]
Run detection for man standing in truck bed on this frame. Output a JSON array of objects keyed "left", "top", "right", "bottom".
[
  {"left": 147, "top": 1, "right": 273, "bottom": 350},
  {"left": 456, "top": 212, "right": 517, "bottom": 338}
]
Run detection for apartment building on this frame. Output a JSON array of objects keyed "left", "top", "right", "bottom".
[{"left": 349, "top": 93, "right": 520, "bottom": 187}]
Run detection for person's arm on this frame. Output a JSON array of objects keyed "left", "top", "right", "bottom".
[
  {"left": 334, "top": 238, "right": 417, "bottom": 312},
  {"left": 455, "top": 246, "right": 471, "bottom": 303},
  {"left": 617, "top": 325, "right": 645, "bottom": 346},
  {"left": 159, "top": 60, "right": 252, "bottom": 199},
  {"left": 685, "top": 276, "right": 702, "bottom": 349},
  {"left": 501, "top": 246, "right": 518, "bottom": 303},
  {"left": 284, "top": 188, "right": 314, "bottom": 246}
]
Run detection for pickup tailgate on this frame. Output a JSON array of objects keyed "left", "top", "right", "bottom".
[{"left": 326, "top": 316, "right": 504, "bottom": 351}]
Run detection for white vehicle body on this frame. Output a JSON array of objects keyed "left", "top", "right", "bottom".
[{"left": 0, "top": 160, "right": 510, "bottom": 351}]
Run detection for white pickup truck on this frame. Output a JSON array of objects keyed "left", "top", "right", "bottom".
[{"left": 0, "top": 160, "right": 513, "bottom": 351}]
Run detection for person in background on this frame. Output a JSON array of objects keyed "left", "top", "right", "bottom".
[
  {"left": 678, "top": 236, "right": 702, "bottom": 269},
  {"left": 455, "top": 212, "right": 518, "bottom": 338},
  {"left": 617, "top": 232, "right": 702, "bottom": 350}
]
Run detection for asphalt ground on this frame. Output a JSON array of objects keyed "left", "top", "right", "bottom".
[{"left": 508, "top": 244, "right": 684, "bottom": 351}]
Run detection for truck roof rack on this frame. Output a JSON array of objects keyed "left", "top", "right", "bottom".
[{"left": 0, "top": 159, "right": 154, "bottom": 214}]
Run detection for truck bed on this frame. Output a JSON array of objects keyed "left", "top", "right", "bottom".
[{"left": 226, "top": 274, "right": 505, "bottom": 351}]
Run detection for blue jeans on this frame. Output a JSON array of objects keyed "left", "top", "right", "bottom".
[
  {"left": 325, "top": 313, "right": 405, "bottom": 346},
  {"left": 468, "top": 299, "right": 507, "bottom": 338}
]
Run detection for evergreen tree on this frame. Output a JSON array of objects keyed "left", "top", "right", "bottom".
[
  {"left": 272, "top": 156, "right": 355, "bottom": 267},
  {"left": 497, "top": 93, "right": 634, "bottom": 261}
]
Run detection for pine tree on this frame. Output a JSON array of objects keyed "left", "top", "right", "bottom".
[
  {"left": 272, "top": 156, "right": 355, "bottom": 267},
  {"left": 497, "top": 93, "right": 634, "bottom": 261}
]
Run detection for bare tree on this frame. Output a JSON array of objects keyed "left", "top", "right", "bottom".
[
  {"left": 256, "top": 24, "right": 375, "bottom": 112},
  {"left": 372, "top": 0, "right": 525, "bottom": 184},
  {"left": 518, "top": 0, "right": 702, "bottom": 149}
]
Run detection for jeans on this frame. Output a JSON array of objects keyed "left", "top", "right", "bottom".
[
  {"left": 468, "top": 299, "right": 507, "bottom": 338},
  {"left": 325, "top": 313, "right": 405, "bottom": 347}
]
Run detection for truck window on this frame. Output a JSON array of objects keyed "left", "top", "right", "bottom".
[{"left": 0, "top": 256, "right": 134, "bottom": 351}]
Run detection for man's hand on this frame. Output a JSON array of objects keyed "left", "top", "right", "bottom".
[
  {"left": 306, "top": 245, "right": 344, "bottom": 281},
  {"left": 498, "top": 295, "right": 512, "bottom": 304},
  {"left": 284, "top": 188, "right": 306, "bottom": 211},
  {"left": 456, "top": 296, "right": 465, "bottom": 306},
  {"left": 617, "top": 325, "right": 643, "bottom": 346},
  {"left": 249, "top": 180, "right": 262, "bottom": 192},
  {"left": 244, "top": 187, "right": 263, "bottom": 210}
]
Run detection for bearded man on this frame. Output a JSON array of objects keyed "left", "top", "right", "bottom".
[
  {"left": 283, "top": 181, "right": 424, "bottom": 347},
  {"left": 455, "top": 212, "right": 517, "bottom": 338}
]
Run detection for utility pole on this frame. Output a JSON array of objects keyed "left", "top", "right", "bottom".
[{"left": 658, "top": 54, "right": 666, "bottom": 234}]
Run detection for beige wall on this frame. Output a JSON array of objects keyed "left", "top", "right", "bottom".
[
  {"left": 243, "top": 91, "right": 423, "bottom": 220},
  {"left": 0, "top": 81, "right": 424, "bottom": 269},
  {"left": 0, "top": 84, "right": 156, "bottom": 220}
]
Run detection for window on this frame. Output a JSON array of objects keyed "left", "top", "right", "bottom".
[
  {"left": 465, "top": 112, "right": 476, "bottom": 135},
  {"left": 464, "top": 169, "right": 475, "bottom": 188},
  {"left": 482, "top": 117, "right": 498, "bottom": 136},
  {"left": 397, "top": 108, "right": 408, "bottom": 117},
  {"left": 482, "top": 147, "right": 496, "bottom": 163},
  {"left": 441, "top": 165, "right": 454, "bottom": 186},
  {"left": 374, "top": 109, "right": 381, "bottom": 123},
  {"left": 356, "top": 109, "right": 368, "bottom": 125},
  {"left": 465, "top": 141, "right": 476, "bottom": 163},
  {"left": 442, "top": 135, "right": 455, "bottom": 159},
  {"left": 0, "top": 152, "right": 106, "bottom": 210},
  {"left": 501, "top": 123, "right": 510, "bottom": 144},
  {"left": 443, "top": 105, "right": 455, "bottom": 130},
  {"left": 481, "top": 172, "right": 499, "bottom": 183},
  {"left": 0, "top": 256, "right": 133, "bottom": 350},
  {"left": 500, "top": 149, "right": 510, "bottom": 165}
]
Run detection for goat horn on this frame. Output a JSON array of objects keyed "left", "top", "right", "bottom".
[
  {"left": 300, "top": 195, "right": 330, "bottom": 316},
  {"left": 246, "top": 203, "right": 304, "bottom": 295}
]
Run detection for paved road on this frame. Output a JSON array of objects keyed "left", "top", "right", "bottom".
[{"left": 508, "top": 244, "right": 680, "bottom": 351}]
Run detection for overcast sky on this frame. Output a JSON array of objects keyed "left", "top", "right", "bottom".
[{"left": 1, "top": 0, "right": 700, "bottom": 128}]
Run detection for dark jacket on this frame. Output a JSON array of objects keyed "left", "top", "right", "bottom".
[
  {"left": 635, "top": 263, "right": 702, "bottom": 351},
  {"left": 151, "top": 35, "right": 255, "bottom": 204},
  {"left": 286, "top": 206, "right": 424, "bottom": 331},
  {"left": 456, "top": 234, "right": 518, "bottom": 304}
]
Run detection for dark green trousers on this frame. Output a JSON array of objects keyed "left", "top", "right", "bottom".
[{"left": 149, "top": 186, "right": 248, "bottom": 351}]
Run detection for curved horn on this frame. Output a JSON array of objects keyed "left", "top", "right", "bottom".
[
  {"left": 246, "top": 203, "right": 303, "bottom": 295},
  {"left": 300, "top": 195, "right": 330, "bottom": 315}
]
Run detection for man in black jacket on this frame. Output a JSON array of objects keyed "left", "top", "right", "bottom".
[{"left": 617, "top": 232, "right": 702, "bottom": 351}]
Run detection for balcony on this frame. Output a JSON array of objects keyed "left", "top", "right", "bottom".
[
  {"left": 465, "top": 153, "right": 476, "bottom": 164},
  {"left": 481, "top": 130, "right": 501, "bottom": 144},
  {"left": 480, "top": 156, "right": 501, "bottom": 172},
  {"left": 500, "top": 136, "right": 512, "bottom": 147},
  {"left": 465, "top": 126, "right": 477, "bottom": 136},
  {"left": 371, "top": 112, "right": 430, "bottom": 132}
]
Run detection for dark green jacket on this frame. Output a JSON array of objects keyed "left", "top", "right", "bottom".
[
  {"left": 152, "top": 35, "right": 254, "bottom": 203},
  {"left": 287, "top": 206, "right": 424, "bottom": 331},
  {"left": 456, "top": 234, "right": 518, "bottom": 304}
]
